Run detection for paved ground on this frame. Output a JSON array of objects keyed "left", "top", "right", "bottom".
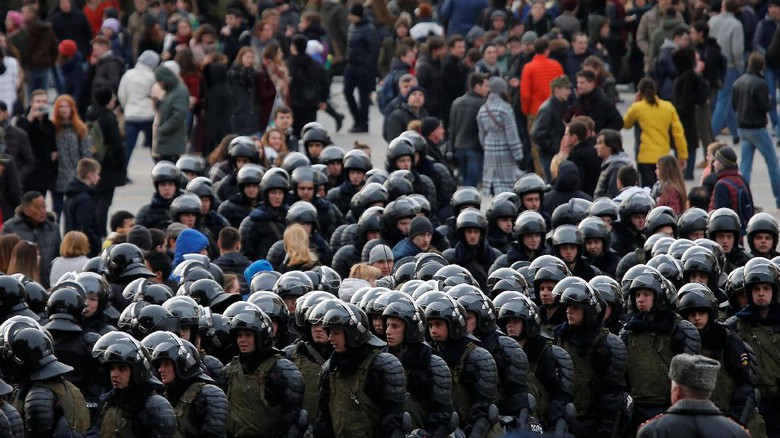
[{"left": 110, "top": 81, "right": 780, "bottom": 225}]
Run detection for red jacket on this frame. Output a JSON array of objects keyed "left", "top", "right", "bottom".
[{"left": 520, "top": 54, "right": 564, "bottom": 116}]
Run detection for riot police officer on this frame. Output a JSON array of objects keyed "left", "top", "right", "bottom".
[
  {"left": 76, "top": 272, "right": 119, "bottom": 334},
  {"left": 746, "top": 212, "right": 780, "bottom": 259},
  {"left": 579, "top": 216, "right": 620, "bottom": 277},
  {"left": 239, "top": 169, "right": 291, "bottom": 261},
  {"left": 289, "top": 165, "right": 344, "bottom": 238},
  {"left": 218, "top": 164, "right": 264, "bottom": 228},
  {"left": 513, "top": 173, "right": 552, "bottom": 229},
  {"left": 442, "top": 208, "right": 502, "bottom": 290},
  {"left": 136, "top": 161, "right": 182, "bottom": 230},
  {"left": 186, "top": 176, "right": 230, "bottom": 239},
  {"left": 314, "top": 302, "right": 408, "bottom": 437},
  {"left": 214, "top": 136, "right": 261, "bottom": 202},
  {"left": 492, "top": 210, "right": 549, "bottom": 271},
  {"left": 707, "top": 208, "right": 751, "bottom": 274},
  {"left": 319, "top": 145, "right": 345, "bottom": 190},
  {"left": 327, "top": 149, "right": 371, "bottom": 216},
  {"left": 485, "top": 193, "right": 518, "bottom": 254},
  {"left": 551, "top": 225, "right": 601, "bottom": 281},
  {"left": 150, "top": 333, "right": 229, "bottom": 437},
  {"left": 677, "top": 207, "right": 709, "bottom": 241},
  {"left": 0, "top": 377, "right": 21, "bottom": 436},
  {"left": 436, "top": 186, "right": 482, "bottom": 248},
  {"left": 530, "top": 255, "right": 571, "bottom": 334},
  {"left": 611, "top": 191, "right": 654, "bottom": 257},
  {"left": 106, "top": 243, "right": 156, "bottom": 312}
]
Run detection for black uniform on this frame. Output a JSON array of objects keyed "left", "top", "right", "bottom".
[
  {"left": 239, "top": 202, "right": 289, "bottom": 261},
  {"left": 136, "top": 191, "right": 180, "bottom": 230},
  {"left": 637, "top": 399, "right": 751, "bottom": 437}
]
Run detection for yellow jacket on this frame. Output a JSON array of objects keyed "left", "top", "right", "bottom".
[{"left": 623, "top": 98, "right": 687, "bottom": 164}]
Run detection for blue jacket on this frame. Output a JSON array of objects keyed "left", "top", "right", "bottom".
[
  {"left": 171, "top": 228, "right": 209, "bottom": 270},
  {"left": 440, "top": 0, "right": 488, "bottom": 38},
  {"left": 346, "top": 19, "right": 380, "bottom": 73},
  {"left": 393, "top": 238, "right": 423, "bottom": 260}
]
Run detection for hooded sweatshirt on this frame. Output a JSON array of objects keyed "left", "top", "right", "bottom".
[
  {"left": 543, "top": 161, "right": 593, "bottom": 215},
  {"left": 171, "top": 229, "right": 209, "bottom": 270}
]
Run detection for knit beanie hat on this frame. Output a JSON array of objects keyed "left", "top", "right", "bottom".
[
  {"left": 58, "top": 40, "right": 78, "bottom": 58},
  {"left": 368, "top": 244, "right": 394, "bottom": 264},
  {"left": 101, "top": 18, "right": 120, "bottom": 33},
  {"left": 489, "top": 76, "right": 508, "bottom": 95},
  {"left": 407, "top": 85, "right": 427, "bottom": 97},
  {"left": 420, "top": 117, "right": 441, "bottom": 137},
  {"left": 668, "top": 353, "right": 721, "bottom": 392},
  {"left": 715, "top": 146, "right": 738, "bottom": 168},
  {"left": 409, "top": 216, "right": 433, "bottom": 238},
  {"left": 127, "top": 225, "right": 153, "bottom": 251},
  {"left": 349, "top": 4, "right": 364, "bottom": 17},
  {"left": 521, "top": 31, "right": 539, "bottom": 44}
]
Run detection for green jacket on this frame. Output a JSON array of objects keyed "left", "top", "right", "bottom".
[{"left": 154, "top": 65, "right": 189, "bottom": 157}]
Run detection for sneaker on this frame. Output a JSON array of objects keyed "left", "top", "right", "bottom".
[
  {"left": 349, "top": 125, "right": 369, "bottom": 133},
  {"left": 733, "top": 137, "right": 740, "bottom": 145}
]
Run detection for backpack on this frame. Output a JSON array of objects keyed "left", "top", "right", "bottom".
[
  {"left": 87, "top": 119, "right": 107, "bottom": 162},
  {"left": 721, "top": 177, "right": 754, "bottom": 233},
  {"left": 377, "top": 69, "right": 401, "bottom": 114}
]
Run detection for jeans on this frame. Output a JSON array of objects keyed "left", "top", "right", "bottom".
[
  {"left": 124, "top": 120, "right": 153, "bottom": 166},
  {"left": 711, "top": 67, "right": 741, "bottom": 140},
  {"left": 738, "top": 127, "right": 780, "bottom": 208},
  {"left": 765, "top": 66, "right": 780, "bottom": 136},
  {"left": 343, "top": 66, "right": 373, "bottom": 128},
  {"left": 26, "top": 68, "right": 50, "bottom": 96},
  {"left": 456, "top": 149, "right": 484, "bottom": 188}
]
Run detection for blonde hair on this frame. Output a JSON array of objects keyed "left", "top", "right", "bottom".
[
  {"left": 349, "top": 263, "right": 382, "bottom": 282},
  {"left": 60, "top": 231, "right": 90, "bottom": 258},
  {"left": 283, "top": 224, "right": 318, "bottom": 266}
]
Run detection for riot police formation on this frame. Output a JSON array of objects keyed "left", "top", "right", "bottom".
[{"left": 2, "top": 122, "right": 780, "bottom": 438}]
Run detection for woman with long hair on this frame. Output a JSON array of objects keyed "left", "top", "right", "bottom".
[
  {"left": 582, "top": 55, "right": 618, "bottom": 102},
  {"left": 257, "top": 42, "right": 290, "bottom": 132},
  {"left": 52, "top": 94, "right": 91, "bottom": 219},
  {"left": 50, "top": 231, "right": 91, "bottom": 285},
  {"left": 7, "top": 240, "right": 40, "bottom": 283},
  {"left": 280, "top": 224, "right": 320, "bottom": 272},
  {"left": 653, "top": 155, "right": 688, "bottom": 215},
  {"left": 137, "top": 12, "right": 165, "bottom": 55},
  {"left": 189, "top": 24, "right": 217, "bottom": 65},
  {"left": 365, "top": 0, "right": 394, "bottom": 40},
  {"left": 174, "top": 47, "right": 201, "bottom": 137},
  {"left": 207, "top": 134, "right": 239, "bottom": 182},
  {"left": 259, "top": 127, "right": 287, "bottom": 166},
  {"left": 0, "top": 234, "right": 21, "bottom": 273},
  {"left": 228, "top": 46, "right": 259, "bottom": 135},
  {"left": 623, "top": 77, "right": 687, "bottom": 187}
]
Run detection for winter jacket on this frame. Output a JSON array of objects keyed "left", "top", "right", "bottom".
[
  {"left": 118, "top": 63, "right": 157, "bottom": 122},
  {"left": 520, "top": 54, "right": 564, "bottom": 116},
  {"left": 171, "top": 228, "right": 210, "bottom": 270},
  {"left": 1, "top": 209, "right": 61, "bottom": 288},
  {"left": 415, "top": 54, "right": 443, "bottom": 117},
  {"left": 393, "top": 237, "right": 425, "bottom": 260},
  {"left": 16, "top": 114, "right": 57, "bottom": 193},
  {"left": 326, "top": 180, "right": 361, "bottom": 216},
  {"left": 478, "top": 93, "right": 523, "bottom": 194},
  {"left": 2, "top": 121, "right": 36, "bottom": 184},
  {"left": 153, "top": 65, "right": 189, "bottom": 157},
  {"left": 532, "top": 96, "right": 569, "bottom": 158},
  {"left": 213, "top": 251, "right": 252, "bottom": 292},
  {"left": 54, "top": 126, "right": 91, "bottom": 193},
  {"left": 653, "top": 41, "right": 678, "bottom": 100},
  {"left": 218, "top": 192, "right": 257, "bottom": 228},
  {"left": 227, "top": 65, "right": 259, "bottom": 135},
  {"left": 59, "top": 52, "right": 87, "bottom": 109},
  {"left": 567, "top": 87, "right": 623, "bottom": 132},
  {"left": 623, "top": 98, "right": 687, "bottom": 164},
  {"left": 63, "top": 177, "right": 100, "bottom": 257},
  {"left": 709, "top": 12, "right": 744, "bottom": 69},
  {"left": 755, "top": 16, "right": 779, "bottom": 68},
  {"left": 87, "top": 105, "right": 126, "bottom": 192},
  {"left": 346, "top": 19, "right": 380, "bottom": 74},
  {"left": 203, "top": 62, "right": 233, "bottom": 150},
  {"left": 442, "top": 240, "right": 501, "bottom": 290},
  {"left": 89, "top": 51, "right": 125, "bottom": 94},
  {"left": 136, "top": 192, "right": 178, "bottom": 231},
  {"left": 287, "top": 54, "right": 329, "bottom": 109},
  {"left": 636, "top": 399, "right": 750, "bottom": 438},
  {"left": 543, "top": 161, "right": 593, "bottom": 215},
  {"left": 449, "top": 91, "right": 485, "bottom": 151},
  {"left": 440, "top": 0, "right": 489, "bottom": 39},
  {"left": 0, "top": 158, "right": 20, "bottom": 222},
  {"left": 49, "top": 7, "right": 93, "bottom": 57},
  {"left": 709, "top": 168, "right": 753, "bottom": 217},
  {"left": 563, "top": 47, "right": 599, "bottom": 83},
  {"left": 594, "top": 152, "right": 632, "bottom": 199},
  {"left": 568, "top": 137, "right": 602, "bottom": 197},
  {"left": 19, "top": 19, "right": 58, "bottom": 69},
  {"left": 732, "top": 70, "right": 770, "bottom": 129},
  {"left": 239, "top": 203, "right": 289, "bottom": 261},
  {"left": 383, "top": 103, "right": 428, "bottom": 142}
]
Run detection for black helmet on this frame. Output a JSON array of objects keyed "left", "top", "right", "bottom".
[
  {"left": 237, "top": 164, "right": 264, "bottom": 187},
  {"left": 302, "top": 127, "right": 329, "bottom": 147},
  {"left": 228, "top": 136, "right": 259, "bottom": 164},
  {"left": 393, "top": 259, "right": 416, "bottom": 286},
  {"left": 357, "top": 287, "right": 388, "bottom": 315},
  {"left": 23, "top": 279, "right": 49, "bottom": 315},
  {"left": 250, "top": 271, "right": 282, "bottom": 293},
  {"left": 384, "top": 197, "right": 417, "bottom": 227},
  {"left": 311, "top": 266, "right": 341, "bottom": 294},
  {"left": 387, "top": 136, "right": 415, "bottom": 165},
  {"left": 530, "top": 255, "right": 571, "bottom": 293},
  {"left": 676, "top": 283, "right": 718, "bottom": 320},
  {"left": 198, "top": 311, "right": 234, "bottom": 362},
  {"left": 551, "top": 198, "right": 591, "bottom": 228},
  {"left": 620, "top": 264, "right": 657, "bottom": 302},
  {"left": 707, "top": 208, "right": 741, "bottom": 240},
  {"left": 151, "top": 336, "right": 211, "bottom": 381},
  {"left": 456, "top": 207, "right": 487, "bottom": 233},
  {"left": 286, "top": 201, "right": 318, "bottom": 225},
  {"left": 135, "top": 305, "right": 180, "bottom": 338},
  {"left": 247, "top": 291, "right": 290, "bottom": 338},
  {"left": 487, "top": 268, "right": 529, "bottom": 298},
  {"left": 294, "top": 291, "right": 333, "bottom": 329},
  {"left": 552, "top": 224, "right": 584, "bottom": 250},
  {"left": 162, "top": 296, "right": 201, "bottom": 330},
  {"left": 290, "top": 166, "right": 317, "bottom": 191},
  {"left": 137, "top": 284, "right": 174, "bottom": 305},
  {"left": 694, "top": 239, "right": 727, "bottom": 274},
  {"left": 650, "top": 236, "right": 676, "bottom": 258},
  {"left": 450, "top": 187, "right": 482, "bottom": 213},
  {"left": 189, "top": 279, "right": 240, "bottom": 313},
  {"left": 140, "top": 329, "right": 178, "bottom": 355},
  {"left": 273, "top": 271, "right": 315, "bottom": 298},
  {"left": 456, "top": 291, "right": 497, "bottom": 333},
  {"left": 514, "top": 210, "right": 547, "bottom": 236},
  {"left": 513, "top": 173, "right": 550, "bottom": 203},
  {"left": 185, "top": 176, "right": 216, "bottom": 200},
  {"left": 647, "top": 254, "right": 684, "bottom": 291},
  {"left": 122, "top": 278, "right": 152, "bottom": 301},
  {"left": 743, "top": 257, "right": 778, "bottom": 305},
  {"left": 74, "top": 272, "right": 111, "bottom": 314},
  {"left": 589, "top": 275, "right": 623, "bottom": 316},
  {"left": 176, "top": 155, "right": 205, "bottom": 176},
  {"left": 173, "top": 260, "right": 214, "bottom": 287},
  {"left": 229, "top": 305, "right": 275, "bottom": 350},
  {"left": 323, "top": 302, "right": 384, "bottom": 348},
  {"left": 319, "top": 145, "right": 345, "bottom": 164},
  {"left": 282, "top": 152, "right": 312, "bottom": 175},
  {"left": 0, "top": 275, "right": 36, "bottom": 318},
  {"left": 423, "top": 295, "right": 469, "bottom": 340},
  {"left": 400, "top": 130, "right": 427, "bottom": 155},
  {"left": 357, "top": 207, "right": 384, "bottom": 238},
  {"left": 558, "top": 277, "right": 605, "bottom": 326},
  {"left": 343, "top": 149, "right": 372, "bottom": 173},
  {"left": 382, "top": 299, "right": 426, "bottom": 344},
  {"left": 93, "top": 332, "right": 160, "bottom": 385},
  {"left": 434, "top": 265, "right": 478, "bottom": 291},
  {"left": 170, "top": 193, "right": 202, "bottom": 218},
  {"left": 117, "top": 301, "right": 148, "bottom": 334},
  {"left": 725, "top": 266, "right": 747, "bottom": 312},
  {"left": 579, "top": 216, "right": 611, "bottom": 247},
  {"left": 82, "top": 256, "right": 109, "bottom": 275},
  {"left": 8, "top": 327, "right": 73, "bottom": 381},
  {"left": 44, "top": 288, "right": 85, "bottom": 333},
  {"left": 307, "top": 298, "right": 344, "bottom": 326},
  {"left": 644, "top": 206, "right": 677, "bottom": 237},
  {"left": 497, "top": 295, "right": 542, "bottom": 338},
  {"left": 677, "top": 207, "right": 709, "bottom": 239},
  {"left": 107, "top": 243, "right": 154, "bottom": 282},
  {"left": 486, "top": 192, "right": 519, "bottom": 224},
  {"left": 588, "top": 197, "right": 619, "bottom": 221},
  {"left": 628, "top": 266, "right": 676, "bottom": 313},
  {"left": 384, "top": 176, "right": 414, "bottom": 200},
  {"left": 681, "top": 246, "right": 719, "bottom": 290},
  {"left": 618, "top": 191, "right": 655, "bottom": 226},
  {"left": 365, "top": 168, "right": 389, "bottom": 185},
  {"left": 151, "top": 161, "right": 180, "bottom": 185},
  {"left": 493, "top": 290, "right": 527, "bottom": 309},
  {"left": 261, "top": 168, "right": 291, "bottom": 195},
  {"left": 667, "top": 238, "right": 695, "bottom": 260},
  {"left": 747, "top": 212, "right": 779, "bottom": 254},
  {"left": 301, "top": 122, "right": 327, "bottom": 139}
]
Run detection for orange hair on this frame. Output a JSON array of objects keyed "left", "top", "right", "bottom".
[{"left": 52, "top": 94, "right": 87, "bottom": 139}]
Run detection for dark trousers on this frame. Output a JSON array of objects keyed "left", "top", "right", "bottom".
[
  {"left": 637, "top": 163, "right": 657, "bottom": 188},
  {"left": 343, "top": 66, "right": 373, "bottom": 128},
  {"left": 96, "top": 188, "right": 115, "bottom": 239}
]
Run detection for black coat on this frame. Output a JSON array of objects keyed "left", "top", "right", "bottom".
[
  {"left": 567, "top": 87, "right": 623, "bottom": 132},
  {"left": 415, "top": 53, "right": 443, "bottom": 118},
  {"left": 568, "top": 138, "right": 602, "bottom": 197},
  {"left": 16, "top": 114, "right": 57, "bottom": 193},
  {"left": 63, "top": 178, "right": 101, "bottom": 257},
  {"left": 203, "top": 63, "right": 233, "bottom": 150},
  {"left": 239, "top": 203, "right": 289, "bottom": 261},
  {"left": 0, "top": 158, "right": 21, "bottom": 222},
  {"left": 2, "top": 121, "right": 36, "bottom": 183},
  {"left": 346, "top": 19, "right": 380, "bottom": 73},
  {"left": 543, "top": 161, "right": 593, "bottom": 215},
  {"left": 48, "top": 8, "right": 93, "bottom": 57},
  {"left": 440, "top": 54, "right": 468, "bottom": 128},
  {"left": 86, "top": 105, "right": 126, "bottom": 191},
  {"left": 287, "top": 54, "right": 329, "bottom": 109},
  {"left": 136, "top": 192, "right": 177, "bottom": 231}
]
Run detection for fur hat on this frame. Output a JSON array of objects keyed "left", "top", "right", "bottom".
[{"left": 668, "top": 353, "right": 721, "bottom": 392}]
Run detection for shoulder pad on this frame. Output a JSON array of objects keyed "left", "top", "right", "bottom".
[
  {"left": 143, "top": 394, "right": 178, "bottom": 436},
  {"left": 282, "top": 343, "right": 297, "bottom": 359},
  {"left": 197, "top": 383, "right": 228, "bottom": 435},
  {"left": 0, "top": 403, "right": 23, "bottom": 438},
  {"left": 428, "top": 353, "right": 453, "bottom": 384},
  {"left": 724, "top": 315, "right": 739, "bottom": 330},
  {"left": 24, "top": 386, "right": 57, "bottom": 436},
  {"left": 674, "top": 319, "right": 702, "bottom": 355},
  {"left": 373, "top": 352, "right": 406, "bottom": 376},
  {"left": 468, "top": 345, "right": 498, "bottom": 371},
  {"left": 497, "top": 335, "right": 529, "bottom": 372},
  {"left": 547, "top": 344, "right": 575, "bottom": 387},
  {"left": 82, "top": 330, "right": 102, "bottom": 346},
  {"left": 273, "top": 357, "right": 305, "bottom": 400}
]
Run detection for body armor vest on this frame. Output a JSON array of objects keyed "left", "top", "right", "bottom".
[
  {"left": 226, "top": 354, "right": 283, "bottom": 437},
  {"left": 293, "top": 343, "right": 327, "bottom": 421},
  {"left": 173, "top": 381, "right": 204, "bottom": 438},
  {"left": 626, "top": 318, "right": 679, "bottom": 407},
  {"left": 736, "top": 320, "right": 780, "bottom": 399},
  {"left": 559, "top": 328, "right": 608, "bottom": 421},
  {"left": 14, "top": 379, "right": 90, "bottom": 435},
  {"left": 329, "top": 350, "right": 382, "bottom": 438}
]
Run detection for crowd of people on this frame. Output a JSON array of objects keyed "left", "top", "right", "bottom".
[{"left": 0, "top": 0, "right": 777, "bottom": 436}]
